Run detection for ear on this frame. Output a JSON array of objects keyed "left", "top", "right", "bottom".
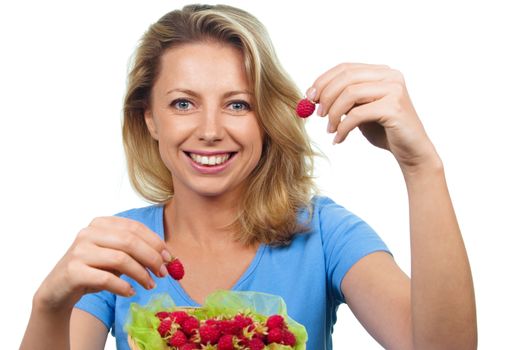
[{"left": 144, "top": 109, "right": 159, "bottom": 140}]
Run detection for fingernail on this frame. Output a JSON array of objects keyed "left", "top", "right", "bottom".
[
  {"left": 160, "top": 263, "right": 169, "bottom": 277},
  {"left": 161, "top": 250, "right": 171, "bottom": 262},
  {"left": 307, "top": 87, "right": 316, "bottom": 102},
  {"left": 128, "top": 287, "right": 136, "bottom": 296},
  {"left": 148, "top": 279, "right": 157, "bottom": 290},
  {"left": 333, "top": 133, "right": 340, "bottom": 144},
  {"left": 327, "top": 122, "right": 332, "bottom": 133},
  {"left": 317, "top": 103, "right": 324, "bottom": 117}
]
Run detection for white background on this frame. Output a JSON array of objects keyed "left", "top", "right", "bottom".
[{"left": 2, "top": 0, "right": 503, "bottom": 348}]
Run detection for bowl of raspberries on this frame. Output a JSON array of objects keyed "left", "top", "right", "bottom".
[{"left": 126, "top": 290, "right": 308, "bottom": 350}]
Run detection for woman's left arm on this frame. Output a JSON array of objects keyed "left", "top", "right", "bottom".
[{"left": 309, "top": 63, "right": 477, "bottom": 349}]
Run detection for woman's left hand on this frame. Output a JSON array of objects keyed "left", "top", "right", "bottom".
[{"left": 308, "top": 63, "right": 440, "bottom": 172}]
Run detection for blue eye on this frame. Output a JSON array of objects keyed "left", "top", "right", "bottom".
[
  {"left": 228, "top": 101, "right": 251, "bottom": 112},
  {"left": 171, "top": 99, "right": 192, "bottom": 110}
]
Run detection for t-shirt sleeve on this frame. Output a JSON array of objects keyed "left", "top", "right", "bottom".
[
  {"left": 318, "top": 196, "right": 391, "bottom": 304},
  {"left": 74, "top": 289, "right": 116, "bottom": 331}
]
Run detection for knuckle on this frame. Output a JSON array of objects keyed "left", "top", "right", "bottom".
[
  {"left": 346, "top": 108, "right": 360, "bottom": 120},
  {"left": 339, "top": 62, "right": 352, "bottom": 70},
  {"left": 125, "top": 219, "right": 143, "bottom": 233},
  {"left": 69, "top": 244, "right": 84, "bottom": 260},
  {"left": 76, "top": 227, "right": 90, "bottom": 241},
  {"left": 110, "top": 251, "right": 128, "bottom": 266},
  {"left": 148, "top": 255, "right": 162, "bottom": 269},
  {"left": 318, "top": 90, "right": 331, "bottom": 106},
  {"left": 391, "top": 69, "right": 405, "bottom": 83},
  {"left": 89, "top": 216, "right": 105, "bottom": 227},
  {"left": 96, "top": 273, "right": 112, "bottom": 289},
  {"left": 388, "top": 82, "right": 404, "bottom": 97},
  {"left": 122, "top": 233, "right": 137, "bottom": 250},
  {"left": 341, "top": 85, "right": 356, "bottom": 100}
]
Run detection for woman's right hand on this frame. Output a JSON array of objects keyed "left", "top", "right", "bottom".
[{"left": 35, "top": 216, "right": 171, "bottom": 311}]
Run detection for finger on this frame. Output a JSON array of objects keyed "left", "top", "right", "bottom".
[
  {"left": 90, "top": 216, "right": 168, "bottom": 256},
  {"left": 82, "top": 225, "right": 169, "bottom": 279},
  {"left": 79, "top": 245, "right": 157, "bottom": 290},
  {"left": 75, "top": 264, "right": 136, "bottom": 297},
  {"left": 333, "top": 99, "right": 389, "bottom": 144},
  {"left": 307, "top": 63, "right": 389, "bottom": 103},
  {"left": 88, "top": 217, "right": 171, "bottom": 275},
  {"left": 316, "top": 67, "right": 393, "bottom": 117},
  {"left": 326, "top": 82, "right": 394, "bottom": 133}
]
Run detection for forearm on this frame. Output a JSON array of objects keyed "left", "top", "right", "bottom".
[
  {"left": 403, "top": 159, "right": 477, "bottom": 349},
  {"left": 20, "top": 291, "right": 72, "bottom": 350}
]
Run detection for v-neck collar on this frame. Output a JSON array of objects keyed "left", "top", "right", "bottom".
[{"left": 154, "top": 204, "right": 265, "bottom": 306}]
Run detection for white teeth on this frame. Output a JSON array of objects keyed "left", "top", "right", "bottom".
[{"left": 189, "top": 153, "right": 232, "bottom": 166}]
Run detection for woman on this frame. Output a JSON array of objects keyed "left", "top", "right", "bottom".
[{"left": 20, "top": 4, "right": 477, "bottom": 349}]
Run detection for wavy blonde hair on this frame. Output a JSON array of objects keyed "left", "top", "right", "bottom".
[{"left": 123, "top": 4, "right": 319, "bottom": 246}]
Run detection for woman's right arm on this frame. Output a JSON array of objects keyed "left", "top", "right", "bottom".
[{"left": 20, "top": 216, "right": 171, "bottom": 350}]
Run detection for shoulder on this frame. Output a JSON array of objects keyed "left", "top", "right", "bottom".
[
  {"left": 305, "top": 194, "right": 383, "bottom": 247},
  {"left": 306, "top": 194, "right": 359, "bottom": 227},
  {"left": 115, "top": 203, "right": 163, "bottom": 220}
]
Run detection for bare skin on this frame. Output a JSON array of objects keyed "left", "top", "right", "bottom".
[{"left": 20, "top": 47, "right": 476, "bottom": 349}]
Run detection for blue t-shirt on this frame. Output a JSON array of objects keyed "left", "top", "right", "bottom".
[{"left": 75, "top": 195, "right": 390, "bottom": 349}]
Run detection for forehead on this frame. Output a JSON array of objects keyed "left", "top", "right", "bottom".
[{"left": 155, "top": 41, "right": 251, "bottom": 92}]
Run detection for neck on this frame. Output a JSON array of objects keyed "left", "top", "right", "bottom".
[{"left": 164, "top": 189, "right": 241, "bottom": 248}]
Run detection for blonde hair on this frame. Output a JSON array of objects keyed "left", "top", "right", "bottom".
[{"left": 123, "top": 4, "right": 319, "bottom": 246}]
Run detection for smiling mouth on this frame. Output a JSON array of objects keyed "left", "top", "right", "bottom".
[{"left": 184, "top": 152, "right": 237, "bottom": 166}]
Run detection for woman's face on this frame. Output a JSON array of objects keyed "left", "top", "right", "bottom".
[{"left": 145, "top": 41, "right": 263, "bottom": 199}]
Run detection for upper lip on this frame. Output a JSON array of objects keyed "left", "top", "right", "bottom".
[{"left": 184, "top": 150, "right": 238, "bottom": 156}]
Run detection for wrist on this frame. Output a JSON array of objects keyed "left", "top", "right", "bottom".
[
  {"left": 400, "top": 155, "right": 445, "bottom": 190},
  {"left": 33, "top": 285, "right": 76, "bottom": 315}
]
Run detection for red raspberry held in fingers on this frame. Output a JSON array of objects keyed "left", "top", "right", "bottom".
[
  {"left": 296, "top": 98, "right": 315, "bottom": 118},
  {"left": 166, "top": 257, "right": 185, "bottom": 280},
  {"left": 169, "top": 330, "right": 188, "bottom": 347}
]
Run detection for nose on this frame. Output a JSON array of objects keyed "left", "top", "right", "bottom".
[{"left": 197, "top": 106, "right": 224, "bottom": 143}]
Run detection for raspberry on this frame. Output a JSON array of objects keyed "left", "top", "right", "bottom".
[
  {"left": 248, "top": 337, "right": 266, "bottom": 350},
  {"left": 166, "top": 258, "right": 185, "bottom": 280},
  {"left": 169, "top": 330, "right": 188, "bottom": 347},
  {"left": 282, "top": 329, "right": 296, "bottom": 346},
  {"left": 157, "top": 319, "right": 173, "bottom": 337},
  {"left": 219, "top": 319, "right": 241, "bottom": 335},
  {"left": 168, "top": 310, "right": 190, "bottom": 324},
  {"left": 217, "top": 334, "right": 235, "bottom": 350},
  {"left": 182, "top": 316, "right": 200, "bottom": 335},
  {"left": 266, "top": 315, "right": 286, "bottom": 330},
  {"left": 266, "top": 327, "right": 284, "bottom": 344},
  {"left": 180, "top": 344, "right": 198, "bottom": 350},
  {"left": 296, "top": 98, "right": 315, "bottom": 118},
  {"left": 234, "top": 314, "right": 253, "bottom": 329},
  {"left": 155, "top": 311, "right": 170, "bottom": 320},
  {"left": 199, "top": 324, "right": 221, "bottom": 345}
]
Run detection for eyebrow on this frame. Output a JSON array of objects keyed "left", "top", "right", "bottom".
[{"left": 165, "top": 88, "right": 253, "bottom": 98}]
